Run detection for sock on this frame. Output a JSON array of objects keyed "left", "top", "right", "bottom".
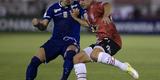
[
  {"left": 61, "top": 50, "right": 76, "bottom": 80},
  {"left": 26, "top": 56, "right": 42, "bottom": 80},
  {"left": 97, "top": 52, "right": 128, "bottom": 71},
  {"left": 74, "top": 63, "right": 87, "bottom": 80}
]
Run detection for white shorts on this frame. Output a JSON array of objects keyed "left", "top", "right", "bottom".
[{"left": 83, "top": 46, "right": 105, "bottom": 61}]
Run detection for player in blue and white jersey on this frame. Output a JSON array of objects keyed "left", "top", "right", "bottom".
[{"left": 26, "top": 0, "right": 87, "bottom": 80}]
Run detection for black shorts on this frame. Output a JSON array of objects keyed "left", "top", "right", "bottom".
[{"left": 89, "top": 38, "right": 121, "bottom": 56}]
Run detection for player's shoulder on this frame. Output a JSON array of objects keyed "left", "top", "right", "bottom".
[
  {"left": 48, "top": 1, "right": 60, "bottom": 9},
  {"left": 71, "top": 1, "right": 81, "bottom": 9},
  {"left": 72, "top": 0, "right": 80, "bottom": 6}
]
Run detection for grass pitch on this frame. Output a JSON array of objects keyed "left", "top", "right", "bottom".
[{"left": 0, "top": 32, "right": 160, "bottom": 80}]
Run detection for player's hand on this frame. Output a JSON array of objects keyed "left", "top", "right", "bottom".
[
  {"left": 89, "top": 24, "right": 97, "bottom": 32},
  {"left": 32, "top": 18, "right": 47, "bottom": 31},
  {"left": 71, "top": 8, "right": 80, "bottom": 18},
  {"left": 32, "top": 18, "right": 40, "bottom": 27},
  {"left": 102, "top": 16, "right": 111, "bottom": 24}
]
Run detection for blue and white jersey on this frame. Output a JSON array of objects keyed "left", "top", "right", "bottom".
[{"left": 43, "top": 1, "right": 86, "bottom": 45}]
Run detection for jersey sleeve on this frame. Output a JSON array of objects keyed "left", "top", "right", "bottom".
[
  {"left": 79, "top": 8, "right": 87, "bottom": 17},
  {"left": 72, "top": 1, "right": 86, "bottom": 18},
  {"left": 43, "top": 4, "right": 54, "bottom": 21},
  {"left": 78, "top": 5, "right": 87, "bottom": 18}
]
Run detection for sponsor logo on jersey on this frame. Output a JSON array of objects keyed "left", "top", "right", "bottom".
[
  {"left": 71, "top": 4, "right": 78, "bottom": 9},
  {"left": 54, "top": 8, "right": 61, "bottom": 13},
  {"left": 63, "top": 11, "right": 68, "bottom": 18}
]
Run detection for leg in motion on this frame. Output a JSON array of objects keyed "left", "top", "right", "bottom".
[
  {"left": 26, "top": 48, "right": 46, "bottom": 80},
  {"left": 61, "top": 45, "right": 78, "bottom": 80},
  {"left": 91, "top": 47, "right": 139, "bottom": 79},
  {"left": 74, "top": 47, "right": 93, "bottom": 80}
]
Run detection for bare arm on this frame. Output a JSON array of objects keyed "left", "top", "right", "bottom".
[
  {"left": 70, "top": 8, "right": 89, "bottom": 27},
  {"left": 103, "top": 3, "right": 112, "bottom": 18},
  {"left": 32, "top": 18, "right": 49, "bottom": 31},
  {"left": 102, "top": 3, "right": 112, "bottom": 24}
]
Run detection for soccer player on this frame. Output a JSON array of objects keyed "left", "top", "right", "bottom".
[
  {"left": 26, "top": 0, "right": 86, "bottom": 80},
  {"left": 70, "top": 0, "right": 139, "bottom": 80}
]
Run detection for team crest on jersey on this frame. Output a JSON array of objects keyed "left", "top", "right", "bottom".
[
  {"left": 63, "top": 11, "right": 68, "bottom": 18},
  {"left": 54, "top": 8, "right": 61, "bottom": 13}
]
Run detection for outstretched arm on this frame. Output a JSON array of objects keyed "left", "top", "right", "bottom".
[
  {"left": 102, "top": 3, "right": 112, "bottom": 24},
  {"left": 71, "top": 8, "right": 98, "bottom": 32},
  {"left": 32, "top": 18, "right": 49, "bottom": 31}
]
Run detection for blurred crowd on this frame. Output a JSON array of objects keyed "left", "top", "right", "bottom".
[
  {"left": 112, "top": 0, "right": 160, "bottom": 20},
  {"left": 0, "top": 0, "right": 51, "bottom": 18},
  {"left": 0, "top": 0, "right": 160, "bottom": 20}
]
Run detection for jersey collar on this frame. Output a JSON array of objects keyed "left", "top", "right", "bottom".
[
  {"left": 59, "top": 1, "right": 63, "bottom": 7},
  {"left": 59, "top": 1, "right": 70, "bottom": 9}
]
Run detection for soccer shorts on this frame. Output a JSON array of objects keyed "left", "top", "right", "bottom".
[
  {"left": 89, "top": 38, "right": 121, "bottom": 56},
  {"left": 41, "top": 39, "right": 80, "bottom": 63}
]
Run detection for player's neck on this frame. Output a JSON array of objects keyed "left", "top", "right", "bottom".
[
  {"left": 86, "top": 1, "right": 94, "bottom": 9},
  {"left": 60, "top": 1, "right": 69, "bottom": 7}
]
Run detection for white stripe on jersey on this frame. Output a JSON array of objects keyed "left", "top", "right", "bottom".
[{"left": 43, "top": 12, "right": 51, "bottom": 18}]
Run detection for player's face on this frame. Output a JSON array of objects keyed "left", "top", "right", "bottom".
[
  {"left": 79, "top": 0, "right": 92, "bottom": 9},
  {"left": 62, "top": 0, "right": 72, "bottom": 6}
]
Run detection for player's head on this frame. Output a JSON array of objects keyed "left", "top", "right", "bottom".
[
  {"left": 61, "top": 0, "right": 73, "bottom": 6},
  {"left": 78, "top": 0, "right": 93, "bottom": 9}
]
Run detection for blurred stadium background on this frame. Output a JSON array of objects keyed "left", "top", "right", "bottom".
[{"left": 0, "top": 0, "right": 160, "bottom": 80}]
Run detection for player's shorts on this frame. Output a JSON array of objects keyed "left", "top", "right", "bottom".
[
  {"left": 41, "top": 39, "right": 80, "bottom": 63},
  {"left": 89, "top": 38, "right": 121, "bottom": 56}
]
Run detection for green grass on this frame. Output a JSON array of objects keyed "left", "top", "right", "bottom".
[{"left": 0, "top": 32, "right": 160, "bottom": 80}]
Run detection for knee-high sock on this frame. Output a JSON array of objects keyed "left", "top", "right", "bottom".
[
  {"left": 74, "top": 63, "right": 87, "bottom": 80},
  {"left": 61, "top": 50, "right": 76, "bottom": 80},
  {"left": 97, "top": 52, "right": 128, "bottom": 71},
  {"left": 26, "top": 56, "right": 42, "bottom": 80}
]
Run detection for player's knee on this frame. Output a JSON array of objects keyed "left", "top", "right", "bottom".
[
  {"left": 66, "top": 45, "right": 78, "bottom": 52},
  {"left": 90, "top": 53, "right": 98, "bottom": 62},
  {"left": 65, "top": 50, "right": 76, "bottom": 61},
  {"left": 35, "top": 48, "right": 46, "bottom": 62},
  {"left": 90, "top": 48, "right": 103, "bottom": 62}
]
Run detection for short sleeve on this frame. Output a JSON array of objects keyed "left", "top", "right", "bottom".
[
  {"left": 43, "top": 5, "right": 54, "bottom": 21},
  {"left": 78, "top": 5, "right": 87, "bottom": 17}
]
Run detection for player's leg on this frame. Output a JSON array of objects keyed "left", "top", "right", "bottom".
[
  {"left": 74, "top": 47, "right": 93, "bottom": 80},
  {"left": 26, "top": 39, "right": 61, "bottom": 80},
  {"left": 91, "top": 47, "right": 128, "bottom": 70},
  {"left": 26, "top": 48, "right": 45, "bottom": 80},
  {"left": 91, "top": 45, "right": 139, "bottom": 79},
  {"left": 60, "top": 45, "right": 78, "bottom": 80}
]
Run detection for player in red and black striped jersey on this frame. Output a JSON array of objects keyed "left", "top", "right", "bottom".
[{"left": 71, "top": 0, "right": 139, "bottom": 80}]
